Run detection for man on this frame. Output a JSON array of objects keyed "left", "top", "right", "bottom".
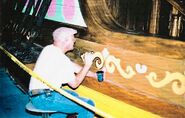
[{"left": 29, "top": 27, "right": 96, "bottom": 118}]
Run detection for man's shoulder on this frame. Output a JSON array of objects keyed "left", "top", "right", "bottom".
[
  {"left": 42, "top": 44, "right": 55, "bottom": 52},
  {"left": 43, "top": 44, "right": 53, "bottom": 50}
]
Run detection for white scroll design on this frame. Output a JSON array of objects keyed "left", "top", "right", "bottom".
[
  {"left": 93, "top": 48, "right": 185, "bottom": 95},
  {"left": 94, "top": 51, "right": 136, "bottom": 79},
  {"left": 146, "top": 72, "right": 185, "bottom": 95},
  {"left": 94, "top": 52, "right": 104, "bottom": 69},
  {"left": 135, "top": 63, "right": 148, "bottom": 74},
  {"left": 105, "top": 55, "right": 136, "bottom": 79}
]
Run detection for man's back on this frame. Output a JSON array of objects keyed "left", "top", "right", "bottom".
[{"left": 29, "top": 44, "right": 75, "bottom": 90}]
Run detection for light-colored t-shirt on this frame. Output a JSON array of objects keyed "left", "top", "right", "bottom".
[{"left": 29, "top": 44, "right": 75, "bottom": 90}]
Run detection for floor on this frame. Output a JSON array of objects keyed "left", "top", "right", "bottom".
[{"left": 0, "top": 67, "right": 40, "bottom": 118}]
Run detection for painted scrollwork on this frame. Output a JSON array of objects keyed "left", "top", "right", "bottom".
[
  {"left": 146, "top": 71, "right": 185, "bottom": 95},
  {"left": 94, "top": 50, "right": 136, "bottom": 79},
  {"left": 105, "top": 55, "right": 136, "bottom": 79},
  {"left": 94, "top": 52, "right": 104, "bottom": 69},
  {"left": 93, "top": 48, "right": 185, "bottom": 95}
]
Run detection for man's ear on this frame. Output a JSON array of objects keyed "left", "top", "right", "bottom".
[
  {"left": 62, "top": 37, "right": 68, "bottom": 42},
  {"left": 61, "top": 37, "right": 69, "bottom": 46}
]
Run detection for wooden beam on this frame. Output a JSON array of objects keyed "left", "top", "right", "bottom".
[
  {"left": 166, "top": 0, "right": 185, "bottom": 16},
  {"left": 65, "top": 86, "right": 161, "bottom": 118},
  {"left": 149, "top": 0, "right": 160, "bottom": 34}
]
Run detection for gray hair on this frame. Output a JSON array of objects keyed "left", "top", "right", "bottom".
[{"left": 52, "top": 27, "right": 77, "bottom": 41}]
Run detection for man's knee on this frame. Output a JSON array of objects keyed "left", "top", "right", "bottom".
[
  {"left": 87, "top": 99, "right": 95, "bottom": 106},
  {"left": 64, "top": 89, "right": 79, "bottom": 97}
]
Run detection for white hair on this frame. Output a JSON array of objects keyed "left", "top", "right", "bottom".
[{"left": 52, "top": 27, "right": 77, "bottom": 41}]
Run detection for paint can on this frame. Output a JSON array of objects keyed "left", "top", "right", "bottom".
[{"left": 96, "top": 71, "right": 104, "bottom": 82}]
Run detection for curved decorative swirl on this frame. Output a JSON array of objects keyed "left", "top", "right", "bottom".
[
  {"left": 135, "top": 63, "right": 148, "bottom": 74},
  {"left": 93, "top": 49, "right": 185, "bottom": 95},
  {"left": 94, "top": 51, "right": 135, "bottom": 79},
  {"left": 93, "top": 52, "right": 104, "bottom": 69},
  {"left": 105, "top": 55, "right": 136, "bottom": 79},
  {"left": 146, "top": 71, "right": 185, "bottom": 95}
]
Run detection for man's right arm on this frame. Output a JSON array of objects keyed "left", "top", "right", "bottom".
[{"left": 68, "top": 52, "right": 95, "bottom": 89}]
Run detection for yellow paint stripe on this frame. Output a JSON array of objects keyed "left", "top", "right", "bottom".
[{"left": 65, "top": 86, "right": 161, "bottom": 118}]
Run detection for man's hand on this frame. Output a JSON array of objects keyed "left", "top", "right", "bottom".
[{"left": 82, "top": 52, "right": 95, "bottom": 67}]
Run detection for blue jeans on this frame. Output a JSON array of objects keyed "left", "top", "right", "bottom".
[{"left": 30, "top": 89, "right": 95, "bottom": 118}]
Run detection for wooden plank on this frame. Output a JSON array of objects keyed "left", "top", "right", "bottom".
[
  {"left": 64, "top": 86, "right": 161, "bottom": 118},
  {"left": 25, "top": 62, "right": 185, "bottom": 117},
  {"left": 82, "top": 77, "right": 185, "bottom": 118},
  {"left": 66, "top": 38, "right": 185, "bottom": 116},
  {"left": 166, "top": 0, "right": 185, "bottom": 16}
]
